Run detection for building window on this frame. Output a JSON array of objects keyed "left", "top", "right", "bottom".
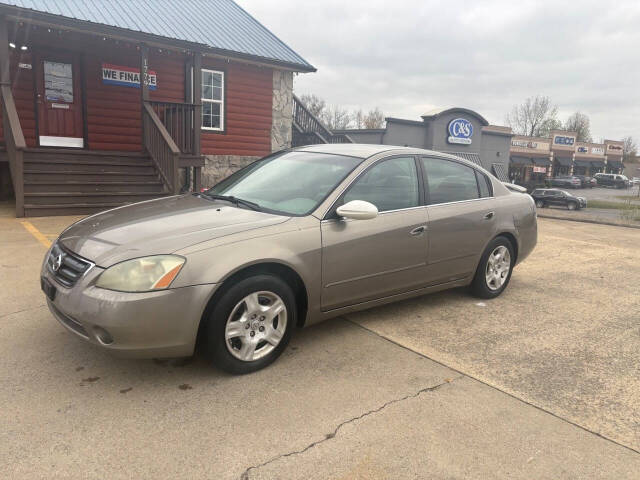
[{"left": 202, "top": 69, "right": 224, "bottom": 131}]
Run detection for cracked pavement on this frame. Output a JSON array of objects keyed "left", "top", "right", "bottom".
[{"left": 2, "top": 207, "right": 639, "bottom": 478}]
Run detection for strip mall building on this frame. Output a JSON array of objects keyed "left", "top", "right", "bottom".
[
  {"left": 335, "top": 109, "right": 625, "bottom": 188},
  {"left": 508, "top": 131, "right": 624, "bottom": 186}
]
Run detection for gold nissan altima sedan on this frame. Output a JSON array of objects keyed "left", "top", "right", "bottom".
[{"left": 41, "top": 144, "right": 537, "bottom": 374}]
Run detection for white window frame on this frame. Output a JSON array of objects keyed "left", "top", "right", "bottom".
[{"left": 201, "top": 68, "right": 224, "bottom": 131}]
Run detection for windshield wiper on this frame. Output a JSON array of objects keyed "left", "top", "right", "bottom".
[{"left": 198, "top": 193, "right": 262, "bottom": 211}]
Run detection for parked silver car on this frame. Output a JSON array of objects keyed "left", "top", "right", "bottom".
[{"left": 41, "top": 145, "right": 537, "bottom": 373}]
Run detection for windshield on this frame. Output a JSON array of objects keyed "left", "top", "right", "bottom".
[{"left": 206, "top": 151, "right": 362, "bottom": 216}]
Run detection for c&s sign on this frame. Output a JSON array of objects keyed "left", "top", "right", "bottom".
[{"left": 447, "top": 118, "right": 473, "bottom": 145}]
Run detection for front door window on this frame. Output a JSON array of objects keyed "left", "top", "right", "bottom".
[
  {"left": 342, "top": 156, "right": 419, "bottom": 211},
  {"left": 44, "top": 61, "right": 73, "bottom": 103}
]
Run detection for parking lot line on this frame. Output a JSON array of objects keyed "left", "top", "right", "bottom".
[{"left": 20, "top": 221, "right": 52, "bottom": 249}]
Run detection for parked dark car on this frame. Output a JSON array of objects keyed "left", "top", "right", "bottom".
[
  {"left": 573, "top": 175, "right": 597, "bottom": 188},
  {"left": 594, "top": 173, "right": 629, "bottom": 189},
  {"left": 549, "top": 176, "right": 581, "bottom": 189},
  {"left": 531, "top": 189, "right": 587, "bottom": 210}
]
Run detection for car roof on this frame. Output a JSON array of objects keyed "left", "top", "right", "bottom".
[
  {"left": 292, "top": 143, "right": 401, "bottom": 158},
  {"left": 292, "top": 143, "right": 483, "bottom": 166}
]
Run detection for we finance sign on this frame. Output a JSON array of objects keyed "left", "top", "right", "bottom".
[{"left": 102, "top": 63, "right": 157, "bottom": 90}]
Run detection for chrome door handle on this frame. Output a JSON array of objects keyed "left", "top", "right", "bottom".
[
  {"left": 410, "top": 225, "right": 426, "bottom": 236},
  {"left": 483, "top": 212, "right": 495, "bottom": 220}
]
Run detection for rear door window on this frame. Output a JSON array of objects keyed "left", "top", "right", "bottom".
[
  {"left": 476, "top": 170, "right": 492, "bottom": 198},
  {"left": 421, "top": 157, "right": 480, "bottom": 205}
]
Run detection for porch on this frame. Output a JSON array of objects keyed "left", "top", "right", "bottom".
[{"left": 0, "top": 13, "right": 204, "bottom": 217}]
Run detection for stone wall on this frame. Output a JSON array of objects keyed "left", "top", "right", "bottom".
[
  {"left": 200, "top": 155, "right": 259, "bottom": 188},
  {"left": 271, "top": 70, "right": 293, "bottom": 152}
]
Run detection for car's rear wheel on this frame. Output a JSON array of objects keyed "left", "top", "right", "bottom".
[
  {"left": 567, "top": 202, "right": 577, "bottom": 210},
  {"left": 205, "top": 275, "right": 295, "bottom": 374},
  {"left": 471, "top": 237, "right": 514, "bottom": 299},
  {"left": 535, "top": 199, "right": 545, "bottom": 208}
]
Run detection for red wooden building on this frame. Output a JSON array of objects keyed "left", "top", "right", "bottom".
[{"left": 0, "top": 0, "right": 314, "bottom": 216}]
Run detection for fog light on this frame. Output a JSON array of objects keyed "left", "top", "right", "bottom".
[{"left": 93, "top": 326, "right": 114, "bottom": 345}]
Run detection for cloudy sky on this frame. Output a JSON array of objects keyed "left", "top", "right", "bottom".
[{"left": 237, "top": 0, "right": 639, "bottom": 141}]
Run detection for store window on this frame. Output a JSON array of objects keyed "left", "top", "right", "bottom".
[{"left": 202, "top": 69, "right": 224, "bottom": 130}]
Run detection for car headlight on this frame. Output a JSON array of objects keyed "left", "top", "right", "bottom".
[{"left": 95, "top": 255, "right": 185, "bottom": 292}]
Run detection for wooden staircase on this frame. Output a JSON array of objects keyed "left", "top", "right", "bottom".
[
  {"left": 292, "top": 94, "right": 355, "bottom": 147},
  {"left": 22, "top": 149, "right": 170, "bottom": 217}
]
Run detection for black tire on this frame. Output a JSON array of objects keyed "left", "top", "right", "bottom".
[
  {"left": 567, "top": 202, "right": 577, "bottom": 210},
  {"left": 205, "top": 274, "right": 295, "bottom": 374},
  {"left": 471, "top": 236, "right": 515, "bottom": 299},
  {"left": 535, "top": 199, "right": 545, "bottom": 208}
]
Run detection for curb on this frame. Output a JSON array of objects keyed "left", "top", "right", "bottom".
[{"left": 537, "top": 214, "right": 640, "bottom": 230}]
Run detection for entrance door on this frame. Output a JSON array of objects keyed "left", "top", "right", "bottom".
[{"left": 35, "top": 52, "right": 83, "bottom": 147}]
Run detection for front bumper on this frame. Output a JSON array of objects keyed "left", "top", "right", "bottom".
[{"left": 41, "top": 261, "right": 216, "bottom": 358}]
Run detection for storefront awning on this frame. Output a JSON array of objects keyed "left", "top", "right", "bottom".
[
  {"left": 531, "top": 157, "right": 551, "bottom": 166},
  {"left": 554, "top": 157, "right": 572, "bottom": 166},
  {"left": 449, "top": 152, "right": 483, "bottom": 167},
  {"left": 492, "top": 163, "right": 508, "bottom": 182},
  {"left": 574, "top": 159, "right": 591, "bottom": 168},
  {"left": 590, "top": 160, "right": 605, "bottom": 168},
  {"left": 608, "top": 159, "right": 623, "bottom": 169},
  {"left": 510, "top": 156, "right": 532, "bottom": 165}
]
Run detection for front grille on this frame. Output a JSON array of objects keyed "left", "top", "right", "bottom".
[{"left": 47, "top": 242, "right": 93, "bottom": 287}]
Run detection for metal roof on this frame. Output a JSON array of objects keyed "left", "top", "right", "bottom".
[
  {"left": 1, "top": 0, "right": 315, "bottom": 71},
  {"left": 421, "top": 107, "right": 489, "bottom": 126}
]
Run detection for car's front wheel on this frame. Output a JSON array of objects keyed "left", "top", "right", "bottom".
[
  {"left": 567, "top": 202, "right": 577, "bottom": 210},
  {"left": 535, "top": 199, "right": 545, "bottom": 208},
  {"left": 471, "top": 237, "right": 515, "bottom": 299},
  {"left": 205, "top": 274, "right": 295, "bottom": 374}
]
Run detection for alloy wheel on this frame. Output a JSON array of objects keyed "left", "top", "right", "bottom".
[
  {"left": 224, "top": 291, "right": 287, "bottom": 362},
  {"left": 485, "top": 246, "right": 511, "bottom": 291}
]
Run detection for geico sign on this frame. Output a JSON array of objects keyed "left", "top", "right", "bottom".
[
  {"left": 447, "top": 118, "right": 473, "bottom": 145},
  {"left": 554, "top": 136, "right": 575, "bottom": 146}
]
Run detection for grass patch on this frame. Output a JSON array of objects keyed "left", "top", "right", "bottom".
[
  {"left": 613, "top": 195, "right": 640, "bottom": 203},
  {"left": 587, "top": 200, "right": 638, "bottom": 210}
]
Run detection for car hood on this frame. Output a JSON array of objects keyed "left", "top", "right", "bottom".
[{"left": 58, "top": 195, "right": 290, "bottom": 266}]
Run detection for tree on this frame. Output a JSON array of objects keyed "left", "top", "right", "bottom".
[
  {"left": 538, "top": 117, "right": 562, "bottom": 138},
  {"left": 297, "top": 93, "right": 385, "bottom": 130},
  {"left": 622, "top": 136, "right": 637, "bottom": 163},
  {"left": 505, "top": 95, "right": 559, "bottom": 137},
  {"left": 363, "top": 108, "right": 385, "bottom": 129},
  {"left": 352, "top": 109, "right": 365, "bottom": 129},
  {"left": 564, "top": 112, "right": 592, "bottom": 142},
  {"left": 298, "top": 93, "right": 326, "bottom": 119},
  {"left": 322, "top": 105, "right": 352, "bottom": 130}
]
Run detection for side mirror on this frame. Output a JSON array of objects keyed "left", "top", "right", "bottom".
[{"left": 336, "top": 200, "right": 378, "bottom": 220}]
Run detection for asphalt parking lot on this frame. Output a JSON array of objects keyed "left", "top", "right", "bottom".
[{"left": 1, "top": 204, "right": 639, "bottom": 479}]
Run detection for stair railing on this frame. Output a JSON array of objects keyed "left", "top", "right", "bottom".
[
  {"left": 142, "top": 102, "right": 180, "bottom": 194},
  {"left": 292, "top": 95, "right": 355, "bottom": 147},
  {"left": 148, "top": 101, "right": 196, "bottom": 155},
  {"left": 1, "top": 84, "right": 26, "bottom": 217}
]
